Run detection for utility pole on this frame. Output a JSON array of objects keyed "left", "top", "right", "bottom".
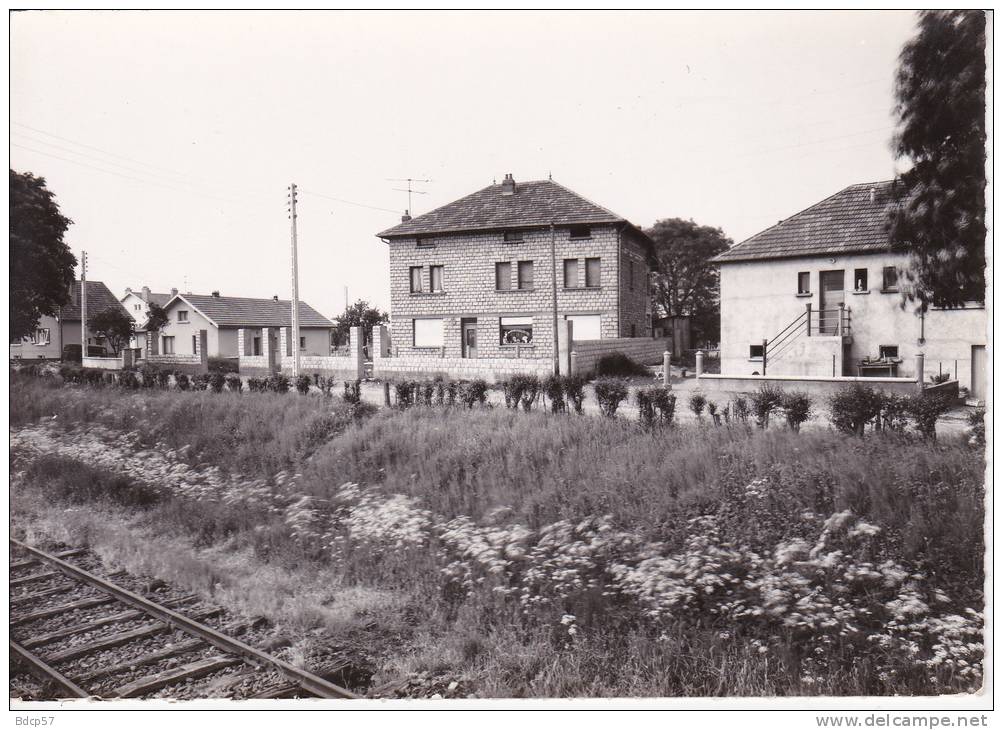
[
  {"left": 80, "top": 251, "right": 88, "bottom": 356},
  {"left": 287, "top": 183, "right": 301, "bottom": 378},
  {"left": 550, "top": 222, "right": 559, "bottom": 376}
]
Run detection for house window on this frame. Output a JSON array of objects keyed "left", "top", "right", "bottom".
[
  {"left": 416, "top": 237, "right": 434, "bottom": 249},
  {"left": 495, "top": 262, "right": 512, "bottom": 290},
  {"left": 192, "top": 335, "right": 197, "bottom": 353},
  {"left": 410, "top": 266, "right": 423, "bottom": 293},
  {"left": 629, "top": 261, "right": 635, "bottom": 291},
  {"left": 854, "top": 268, "right": 869, "bottom": 292},
  {"left": 585, "top": 258, "right": 601, "bottom": 288},
  {"left": 162, "top": 336, "right": 175, "bottom": 354},
  {"left": 797, "top": 272, "right": 810, "bottom": 294},
  {"left": 630, "top": 323, "right": 636, "bottom": 337},
  {"left": 503, "top": 230, "right": 524, "bottom": 243},
  {"left": 500, "top": 316, "right": 533, "bottom": 345},
  {"left": 563, "top": 259, "right": 579, "bottom": 288},
  {"left": 253, "top": 337, "right": 261, "bottom": 356},
  {"left": 299, "top": 336, "right": 306, "bottom": 350},
  {"left": 517, "top": 260, "right": 534, "bottom": 289},
  {"left": 33, "top": 328, "right": 50, "bottom": 345},
  {"left": 879, "top": 345, "right": 899, "bottom": 360},
  {"left": 178, "top": 310, "right": 189, "bottom": 323},
  {"left": 569, "top": 224, "right": 591, "bottom": 239},
  {"left": 430, "top": 265, "right": 444, "bottom": 292},
  {"left": 413, "top": 318, "right": 444, "bottom": 348},
  {"left": 749, "top": 344, "right": 764, "bottom": 359},
  {"left": 882, "top": 266, "right": 898, "bottom": 291},
  {"left": 564, "top": 314, "right": 601, "bottom": 340},
  {"left": 135, "top": 304, "right": 141, "bottom": 311}
]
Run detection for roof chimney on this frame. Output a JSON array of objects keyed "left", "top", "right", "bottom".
[
  {"left": 273, "top": 295, "right": 279, "bottom": 302},
  {"left": 869, "top": 187, "right": 876, "bottom": 204},
  {"left": 141, "top": 285, "right": 151, "bottom": 302},
  {"left": 501, "top": 173, "right": 516, "bottom": 196},
  {"left": 211, "top": 290, "right": 220, "bottom": 298},
  {"left": 170, "top": 288, "right": 178, "bottom": 296},
  {"left": 401, "top": 209, "right": 412, "bottom": 222},
  {"left": 124, "top": 287, "right": 132, "bottom": 295}
]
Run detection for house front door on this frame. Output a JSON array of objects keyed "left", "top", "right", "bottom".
[
  {"left": 819, "top": 270, "right": 845, "bottom": 335},
  {"left": 971, "top": 345, "right": 986, "bottom": 402},
  {"left": 462, "top": 319, "right": 477, "bottom": 359}
]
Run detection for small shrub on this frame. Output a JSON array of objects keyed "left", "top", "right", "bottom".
[
  {"left": 266, "top": 373, "right": 290, "bottom": 394},
  {"left": 749, "top": 384, "right": 784, "bottom": 429},
  {"left": 316, "top": 376, "right": 335, "bottom": 397},
  {"left": 636, "top": 386, "right": 675, "bottom": 427},
  {"left": 295, "top": 374, "right": 312, "bottom": 395},
  {"left": 779, "top": 391, "right": 813, "bottom": 432},
  {"left": 594, "top": 377, "right": 629, "bottom": 418},
  {"left": 457, "top": 379, "right": 488, "bottom": 409},
  {"left": 208, "top": 371, "right": 226, "bottom": 394},
  {"left": 245, "top": 377, "right": 265, "bottom": 393},
  {"left": 434, "top": 380, "right": 447, "bottom": 407},
  {"left": 509, "top": 374, "right": 540, "bottom": 412},
  {"left": 175, "top": 372, "right": 191, "bottom": 391},
  {"left": 542, "top": 374, "right": 566, "bottom": 413},
  {"left": 876, "top": 393, "right": 909, "bottom": 433},
  {"left": 446, "top": 381, "right": 459, "bottom": 407},
  {"left": 688, "top": 393, "right": 707, "bottom": 418},
  {"left": 191, "top": 373, "right": 211, "bottom": 392},
  {"left": 343, "top": 379, "right": 362, "bottom": 404},
  {"left": 59, "top": 365, "right": 84, "bottom": 384},
  {"left": 563, "top": 375, "right": 587, "bottom": 414},
  {"left": 394, "top": 380, "right": 416, "bottom": 409},
  {"left": 595, "top": 352, "right": 650, "bottom": 378},
  {"left": 419, "top": 381, "right": 435, "bottom": 407},
  {"left": 706, "top": 400, "right": 720, "bottom": 426},
  {"left": 224, "top": 374, "right": 242, "bottom": 393},
  {"left": 156, "top": 368, "right": 172, "bottom": 389},
  {"left": 118, "top": 370, "right": 140, "bottom": 390},
  {"left": 828, "top": 385, "right": 883, "bottom": 436},
  {"left": 84, "top": 369, "right": 105, "bottom": 387},
  {"left": 731, "top": 396, "right": 750, "bottom": 424},
  {"left": 139, "top": 365, "right": 160, "bottom": 389},
  {"left": 966, "top": 407, "right": 986, "bottom": 448},
  {"left": 906, "top": 391, "right": 955, "bottom": 440}
]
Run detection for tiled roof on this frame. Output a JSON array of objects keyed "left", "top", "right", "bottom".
[
  {"left": 59, "top": 281, "right": 131, "bottom": 321},
  {"left": 714, "top": 181, "right": 904, "bottom": 263},
  {"left": 122, "top": 289, "right": 173, "bottom": 307},
  {"left": 166, "top": 294, "right": 334, "bottom": 328},
  {"left": 376, "top": 178, "right": 647, "bottom": 240}
]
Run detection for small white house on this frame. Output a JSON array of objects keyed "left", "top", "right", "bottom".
[
  {"left": 714, "top": 181, "right": 987, "bottom": 400},
  {"left": 121, "top": 286, "right": 177, "bottom": 350},
  {"left": 155, "top": 291, "right": 335, "bottom": 360}
]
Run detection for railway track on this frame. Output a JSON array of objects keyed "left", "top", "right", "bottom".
[{"left": 9, "top": 539, "right": 359, "bottom": 700}]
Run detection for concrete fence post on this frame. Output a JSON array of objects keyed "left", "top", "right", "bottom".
[
  {"left": 663, "top": 350, "right": 671, "bottom": 387},
  {"left": 695, "top": 350, "right": 705, "bottom": 378},
  {"left": 197, "top": 329, "right": 209, "bottom": 372},
  {"left": 557, "top": 319, "right": 574, "bottom": 376},
  {"left": 383, "top": 381, "right": 391, "bottom": 407},
  {"left": 121, "top": 348, "right": 134, "bottom": 369},
  {"left": 570, "top": 350, "right": 578, "bottom": 376},
  {"left": 373, "top": 325, "right": 390, "bottom": 359},
  {"left": 349, "top": 326, "right": 364, "bottom": 379},
  {"left": 915, "top": 352, "right": 925, "bottom": 391},
  {"left": 262, "top": 327, "right": 273, "bottom": 373}
]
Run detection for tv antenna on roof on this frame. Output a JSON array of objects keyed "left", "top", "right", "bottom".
[{"left": 387, "top": 177, "right": 432, "bottom": 215}]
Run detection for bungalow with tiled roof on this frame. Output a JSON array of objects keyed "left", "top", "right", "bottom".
[
  {"left": 155, "top": 291, "right": 335, "bottom": 362},
  {"left": 373, "top": 173, "right": 667, "bottom": 379},
  {"left": 10, "top": 280, "right": 131, "bottom": 360},
  {"left": 713, "top": 181, "right": 987, "bottom": 401}
]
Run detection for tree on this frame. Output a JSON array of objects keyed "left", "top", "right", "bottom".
[
  {"left": 10, "top": 169, "right": 76, "bottom": 341},
  {"left": 143, "top": 302, "right": 169, "bottom": 333},
  {"left": 332, "top": 299, "right": 389, "bottom": 346},
  {"left": 887, "top": 10, "right": 987, "bottom": 309},
  {"left": 645, "top": 218, "right": 732, "bottom": 344},
  {"left": 90, "top": 307, "right": 134, "bottom": 356}
]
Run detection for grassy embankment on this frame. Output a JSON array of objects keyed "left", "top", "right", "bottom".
[{"left": 9, "top": 374, "right": 985, "bottom": 697}]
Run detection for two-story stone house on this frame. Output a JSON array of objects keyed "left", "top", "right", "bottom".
[
  {"left": 375, "top": 174, "right": 655, "bottom": 367},
  {"left": 714, "top": 181, "right": 987, "bottom": 400}
]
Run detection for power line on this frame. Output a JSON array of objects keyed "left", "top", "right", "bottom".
[{"left": 298, "top": 188, "right": 400, "bottom": 214}]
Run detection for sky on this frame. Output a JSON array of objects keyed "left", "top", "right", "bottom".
[{"left": 10, "top": 10, "right": 920, "bottom": 318}]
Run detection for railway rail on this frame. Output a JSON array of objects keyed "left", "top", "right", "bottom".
[{"left": 9, "top": 539, "right": 358, "bottom": 700}]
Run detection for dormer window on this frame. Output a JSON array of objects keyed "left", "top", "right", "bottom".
[
  {"left": 503, "top": 230, "right": 524, "bottom": 243},
  {"left": 569, "top": 225, "right": 591, "bottom": 240},
  {"left": 416, "top": 237, "right": 434, "bottom": 249}
]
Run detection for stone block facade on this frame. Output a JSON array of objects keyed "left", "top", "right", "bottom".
[
  {"left": 385, "top": 223, "right": 652, "bottom": 365},
  {"left": 144, "top": 329, "right": 209, "bottom": 373}
]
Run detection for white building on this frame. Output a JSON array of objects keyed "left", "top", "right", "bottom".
[
  {"left": 121, "top": 286, "right": 177, "bottom": 350},
  {"left": 714, "top": 181, "right": 987, "bottom": 401}
]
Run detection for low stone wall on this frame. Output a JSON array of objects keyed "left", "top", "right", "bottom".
[
  {"left": 696, "top": 373, "right": 922, "bottom": 398},
  {"left": 81, "top": 356, "right": 125, "bottom": 371},
  {"left": 573, "top": 337, "right": 672, "bottom": 374},
  {"left": 145, "top": 354, "right": 208, "bottom": 375},
  {"left": 373, "top": 353, "right": 553, "bottom": 383},
  {"left": 280, "top": 354, "right": 362, "bottom": 379}
]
